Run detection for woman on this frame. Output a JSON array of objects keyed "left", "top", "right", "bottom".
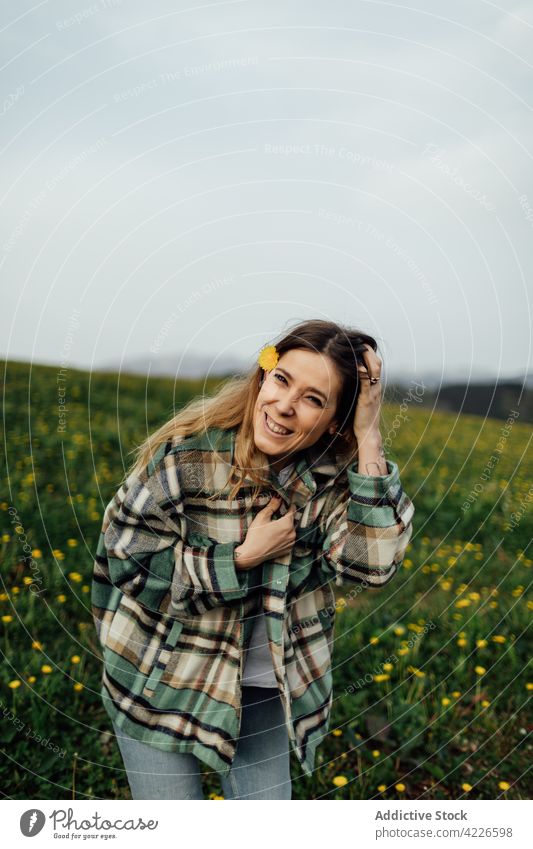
[{"left": 91, "top": 318, "right": 415, "bottom": 800}]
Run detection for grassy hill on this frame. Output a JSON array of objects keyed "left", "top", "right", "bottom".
[{"left": 1, "top": 360, "right": 531, "bottom": 799}]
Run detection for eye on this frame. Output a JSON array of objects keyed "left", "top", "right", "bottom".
[{"left": 274, "top": 372, "right": 323, "bottom": 407}]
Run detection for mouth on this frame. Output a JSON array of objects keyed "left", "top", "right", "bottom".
[{"left": 262, "top": 410, "right": 294, "bottom": 438}]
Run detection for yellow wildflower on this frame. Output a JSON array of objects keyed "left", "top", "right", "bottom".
[
  {"left": 332, "top": 775, "right": 348, "bottom": 787},
  {"left": 474, "top": 665, "right": 486, "bottom": 675},
  {"left": 257, "top": 345, "right": 279, "bottom": 371},
  {"left": 373, "top": 674, "right": 390, "bottom": 682},
  {"left": 2, "top": 614, "right": 13, "bottom": 622},
  {"left": 395, "top": 783, "right": 406, "bottom": 792},
  {"left": 498, "top": 781, "right": 510, "bottom": 791},
  {"left": 68, "top": 572, "right": 83, "bottom": 583},
  {"left": 462, "top": 783, "right": 472, "bottom": 792},
  {"left": 73, "top": 683, "right": 84, "bottom": 691},
  {"left": 41, "top": 665, "right": 53, "bottom": 674},
  {"left": 70, "top": 655, "right": 81, "bottom": 664},
  {"left": 32, "top": 640, "right": 42, "bottom": 650},
  {"left": 8, "top": 680, "right": 21, "bottom": 689},
  {"left": 492, "top": 635, "right": 506, "bottom": 643}
]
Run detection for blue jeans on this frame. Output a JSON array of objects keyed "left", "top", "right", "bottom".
[{"left": 112, "top": 686, "right": 292, "bottom": 800}]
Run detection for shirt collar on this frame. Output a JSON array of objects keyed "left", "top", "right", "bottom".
[{"left": 224, "top": 425, "right": 342, "bottom": 505}]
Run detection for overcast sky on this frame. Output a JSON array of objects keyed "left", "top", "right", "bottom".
[{"left": 2, "top": 0, "right": 532, "bottom": 382}]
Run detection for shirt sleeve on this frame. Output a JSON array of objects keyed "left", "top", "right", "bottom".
[
  {"left": 97, "top": 451, "right": 249, "bottom": 616},
  {"left": 318, "top": 459, "right": 415, "bottom": 588}
]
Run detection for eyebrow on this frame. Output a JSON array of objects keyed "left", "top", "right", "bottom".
[{"left": 275, "top": 367, "right": 329, "bottom": 402}]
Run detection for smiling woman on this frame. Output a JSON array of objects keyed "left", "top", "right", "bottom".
[{"left": 91, "top": 318, "right": 415, "bottom": 800}]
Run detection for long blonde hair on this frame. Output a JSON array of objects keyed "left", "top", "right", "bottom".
[{"left": 122, "top": 319, "right": 380, "bottom": 502}]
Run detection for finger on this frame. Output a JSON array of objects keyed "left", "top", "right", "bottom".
[{"left": 262, "top": 494, "right": 281, "bottom": 513}]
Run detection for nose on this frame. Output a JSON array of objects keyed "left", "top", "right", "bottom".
[{"left": 273, "top": 393, "right": 297, "bottom": 417}]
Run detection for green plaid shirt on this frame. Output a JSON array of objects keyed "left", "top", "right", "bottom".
[{"left": 91, "top": 425, "right": 415, "bottom": 778}]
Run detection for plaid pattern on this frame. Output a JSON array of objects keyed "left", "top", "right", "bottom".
[{"left": 91, "top": 425, "right": 415, "bottom": 778}]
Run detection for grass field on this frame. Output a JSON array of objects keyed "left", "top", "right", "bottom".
[{"left": 1, "top": 360, "right": 531, "bottom": 799}]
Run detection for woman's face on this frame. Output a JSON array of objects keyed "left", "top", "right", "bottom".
[{"left": 253, "top": 347, "right": 342, "bottom": 471}]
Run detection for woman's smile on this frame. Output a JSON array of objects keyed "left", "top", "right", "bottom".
[{"left": 263, "top": 410, "right": 294, "bottom": 437}]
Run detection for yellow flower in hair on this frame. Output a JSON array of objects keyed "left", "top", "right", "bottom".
[{"left": 257, "top": 344, "right": 279, "bottom": 371}]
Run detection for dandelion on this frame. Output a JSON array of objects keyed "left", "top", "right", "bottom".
[
  {"left": 394, "top": 626, "right": 406, "bottom": 636},
  {"left": 73, "top": 683, "right": 84, "bottom": 692},
  {"left": 474, "top": 665, "right": 486, "bottom": 675},
  {"left": 526, "top": 683, "right": 533, "bottom": 691},
  {"left": 369, "top": 636, "right": 380, "bottom": 645},
  {"left": 468, "top": 592, "right": 480, "bottom": 601},
  {"left": 2, "top": 534, "right": 10, "bottom": 542},
  {"left": 455, "top": 599, "right": 471, "bottom": 608},
  {"left": 57, "top": 595, "right": 67, "bottom": 603},
  {"left": 23, "top": 577, "right": 33, "bottom": 585},
  {"left": 372, "top": 750, "right": 380, "bottom": 758},
  {"left": 476, "top": 639, "right": 487, "bottom": 648},
  {"left": 498, "top": 781, "right": 511, "bottom": 792},
  {"left": 70, "top": 655, "right": 81, "bottom": 664},
  {"left": 0, "top": 593, "right": 8, "bottom": 601},
  {"left": 377, "top": 784, "right": 387, "bottom": 793},
  {"left": 257, "top": 344, "right": 279, "bottom": 371},
  {"left": 332, "top": 775, "right": 348, "bottom": 787},
  {"left": 32, "top": 641, "right": 42, "bottom": 650},
  {"left": 407, "top": 666, "right": 425, "bottom": 678},
  {"left": 395, "top": 783, "right": 406, "bottom": 792},
  {"left": 452, "top": 691, "right": 461, "bottom": 698},
  {"left": 67, "top": 539, "right": 78, "bottom": 547},
  {"left": 383, "top": 663, "right": 394, "bottom": 672},
  {"left": 481, "top": 700, "right": 490, "bottom": 708},
  {"left": 68, "top": 572, "right": 83, "bottom": 583},
  {"left": 492, "top": 635, "right": 506, "bottom": 643},
  {"left": 331, "top": 728, "right": 342, "bottom": 736},
  {"left": 27, "top": 676, "right": 36, "bottom": 684},
  {"left": 441, "top": 697, "right": 451, "bottom": 706},
  {"left": 52, "top": 549, "right": 65, "bottom": 560},
  {"left": 457, "top": 638, "right": 467, "bottom": 647},
  {"left": 8, "top": 680, "right": 21, "bottom": 689},
  {"left": 462, "top": 783, "right": 472, "bottom": 792},
  {"left": 12, "top": 587, "right": 19, "bottom": 594},
  {"left": 31, "top": 549, "right": 42, "bottom": 558},
  {"left": 2, "top": 614, "right": 13, "bottom": 622},
  {"left": 373, "top": 673, "right": 390, "bottom": 682},
  {"left": 41, "top": 665, "right": 53, "bottom": 674}
]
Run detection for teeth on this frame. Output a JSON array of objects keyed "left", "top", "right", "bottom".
[{"left": 266, "top": 413, "right": 291, "bottom": 435}]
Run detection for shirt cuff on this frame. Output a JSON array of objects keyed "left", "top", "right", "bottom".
[
  {"left": 210, "top": 540, "right": 250, "bottom": 601},
  {"left": 346, "top": 459, "right": 401, "bottom": 526}
]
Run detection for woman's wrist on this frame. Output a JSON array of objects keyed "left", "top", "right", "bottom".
[
  {"left": 234, "top": 544, "right": 255, "bottom": 570},
  {"left": 354, "top": 430, "right": 388, "bottom": 476}
]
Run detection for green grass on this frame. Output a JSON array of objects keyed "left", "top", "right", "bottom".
[{"left": 1, "top": 360, "right": 531, "bottom": 799}]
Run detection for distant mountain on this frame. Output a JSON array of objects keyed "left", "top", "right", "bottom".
[
  {"left": 96, "top": 351, "right": 532, "bottom": 388},
  {"left": 96, "top": 351, "right": 249, "bottom": 379}
]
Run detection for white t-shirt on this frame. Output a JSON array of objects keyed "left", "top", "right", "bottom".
[{"left": 241, "top": 462, "right": 295, "bottom": 688}]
